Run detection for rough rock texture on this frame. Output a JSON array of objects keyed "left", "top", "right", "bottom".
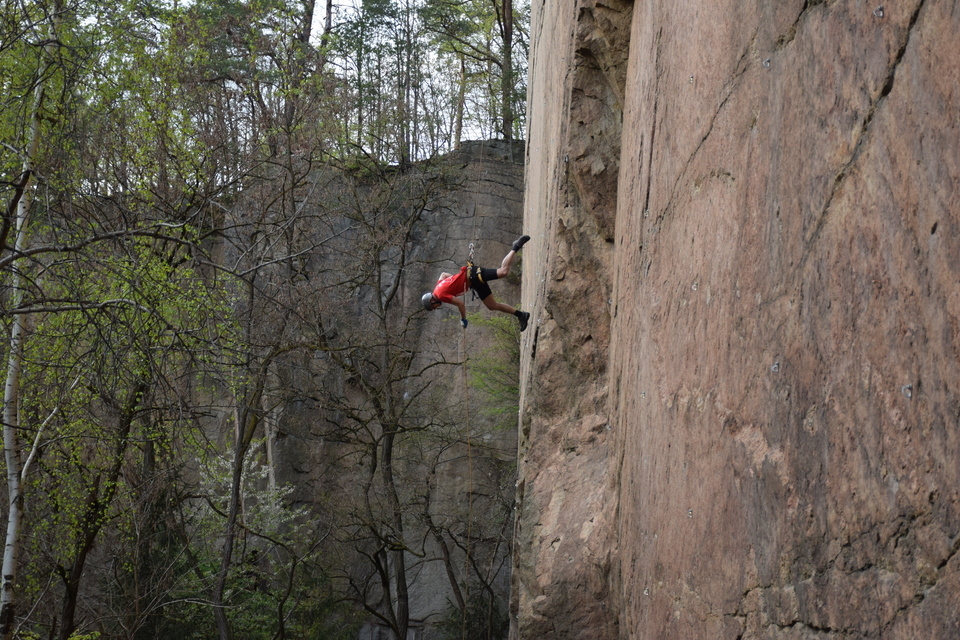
[
  {"left": 516, "top": 1, "right": 960, "bottom": 638},
  {"left": 513, "top": 2, "right": 631, "bottom": 637}
]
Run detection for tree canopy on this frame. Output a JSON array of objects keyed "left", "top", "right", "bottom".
[{"left": 0, "top": 0, "right": 526, "bottom": 638}]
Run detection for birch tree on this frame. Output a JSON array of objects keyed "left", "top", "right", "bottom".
[
  {"left": 0, "top": 0, "right": 528, "bottom": 635},
  {"left": 0, "top": 2, "right": 63, "bottom": 634}
]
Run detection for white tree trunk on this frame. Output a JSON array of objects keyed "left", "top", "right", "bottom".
[
  {"left": 0, "top": 171, "right": 34, "bottom": 640},
  {"left": 264, "top": 411, "right": 278, "bottom": 492},
  {"left": 1, "top": 15, "right": 54, "bottom": 635}
]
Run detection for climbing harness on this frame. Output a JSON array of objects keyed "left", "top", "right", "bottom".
[{"left": 465, "top": 242, "right": 484, "bottom": 301}]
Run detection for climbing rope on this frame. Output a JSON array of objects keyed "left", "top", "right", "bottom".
[
  {"left": 459, "top": 324, "right": 474, "bottom": 637},
  {"left": 458, "top": 142, "right": 485, "bottom": 635}
]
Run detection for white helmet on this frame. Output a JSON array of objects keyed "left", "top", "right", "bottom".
[{"left": 422, "top": 292, "right": 436, "bottom": 310}]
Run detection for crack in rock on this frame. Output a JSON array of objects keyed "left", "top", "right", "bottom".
[{"left": 796, "top": 0, "right": 927, "bottom": 274}]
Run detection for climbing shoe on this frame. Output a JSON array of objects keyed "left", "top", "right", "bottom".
[
  {"left": 517, "top": 311, "right": 530, "bottom": 332},
  {"left": 512, "top": 235, "right": 530, "bottom": 252}
]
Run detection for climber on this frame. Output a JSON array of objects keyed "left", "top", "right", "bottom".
[{"left": 421, "top": 235, "right": 531, "bottom": 332}]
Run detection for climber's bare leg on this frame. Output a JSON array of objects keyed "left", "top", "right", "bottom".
[
  {"left": 482, "top": 294, "right": 516, "bottom": 315},
  {"left": 495, "top": 250, "right": 517, "bottom": 279}
]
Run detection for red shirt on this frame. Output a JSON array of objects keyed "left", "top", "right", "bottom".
[{"left": 432, "top": 266, "right": 468, "bottom": 303}]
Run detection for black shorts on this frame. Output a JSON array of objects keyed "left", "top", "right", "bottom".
[{"left": 468, "top": 265, "right": 499, "bottom": 300}]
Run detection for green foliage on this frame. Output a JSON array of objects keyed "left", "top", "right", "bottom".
[
  {"left": 0, "top": 0, "right": 527, "bottom": 636},
  {"left": 418, "top": 0, "right": 530, "bottom": 140},
  {"left": 141, "top": 451, "right": 359, "bottom": 640},
  {"left": 465, "top": 312, "right": 520, "bottom": 428},
  {"left": 18, "top": 632, "right": 100, "bottom": 640},
  {"left": 436, "top": 590, "right": 509, "bottom": 640},
  {"left": 9, "top": 229, "right": 235, "bottom": 636}
]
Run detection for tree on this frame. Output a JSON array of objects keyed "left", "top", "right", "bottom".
[
  {"left": 0, "top": 0, "right": 527, "bottom": 635},
  {"left": 423, "top": 312, "right": 518, "bottom": 640},
  {"left": 285, "top": 154, "right": 516, "bottom": 640},
  {"left": 0, "top": 0, "right": 267, "bottom": 634},
  {"left": 269, "top": 158, "right": 448, "bottom": 639},
  {"left": 1, "top": 0, "right": 72, "bottom": 633},
  {"left": 330, "top": 0, "right": 528, "bottom": 162},
  {"left": 420, "top": 0, "right": 529, "bottom": 143}
]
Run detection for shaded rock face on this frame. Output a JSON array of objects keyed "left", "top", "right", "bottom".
[
  {"left": 269, "top": 141, "right": 525, "bottom": 637},
  {"left": 517, "top": 1, "right": 960, "bottom": 638},
  {"left": 513, "top": 1, "right": 631, "bottom": 637}
]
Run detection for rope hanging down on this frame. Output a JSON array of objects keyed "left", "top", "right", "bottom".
[
  {"left": 458, "top": 143, "right": 485, "bottom": 634},
  {"left": 457, "top": 261, "right": 476, "bottom": 637}
]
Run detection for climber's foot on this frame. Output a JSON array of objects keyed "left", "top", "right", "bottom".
[
  {"left": 512, "top": 235, "right": 530, "bottom": 252},
  {"left": 518, "top": 311, "right": 530, "bottom": 332}
]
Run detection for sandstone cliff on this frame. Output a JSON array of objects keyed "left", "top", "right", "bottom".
[{"left": 515, "top": 1, "right": 960, "bottom": 638}]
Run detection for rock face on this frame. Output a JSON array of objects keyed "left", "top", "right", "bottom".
[
  {"left": 515, "top": 1, "right": 960, "bottom": 638},
  {"left": 270, "top": 141, "right": 525, "bottom": 638}
]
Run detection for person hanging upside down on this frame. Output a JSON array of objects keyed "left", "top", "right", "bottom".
[{"left": 421, "top": 235, "right": 531, "bottom": 332}]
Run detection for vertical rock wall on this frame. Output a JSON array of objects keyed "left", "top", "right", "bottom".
[
  {"left": 270, "top": 141, "right": 526, "bottom": 638},
  {"left": 517, "top": 0, "right": 960, "bottom": 638},
  {"left": 514, "top": 2, "right": 632, "bottom": 638}
]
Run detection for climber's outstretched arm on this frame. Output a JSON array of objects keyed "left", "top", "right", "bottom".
[{"left": 450, "top": 297, "right": 466, "bottom": 319}]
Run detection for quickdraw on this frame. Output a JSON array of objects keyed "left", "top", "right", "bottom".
[{"left": 466, "top": 242, "right": 483, "bottom": 299}]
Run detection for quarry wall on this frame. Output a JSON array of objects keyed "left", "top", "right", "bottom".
[
  {"left": 515, "top": 1, "right": 960, "bottom": 638},
  {"left": 268, "top": 141, "right": 525, "bottom": 638}
]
